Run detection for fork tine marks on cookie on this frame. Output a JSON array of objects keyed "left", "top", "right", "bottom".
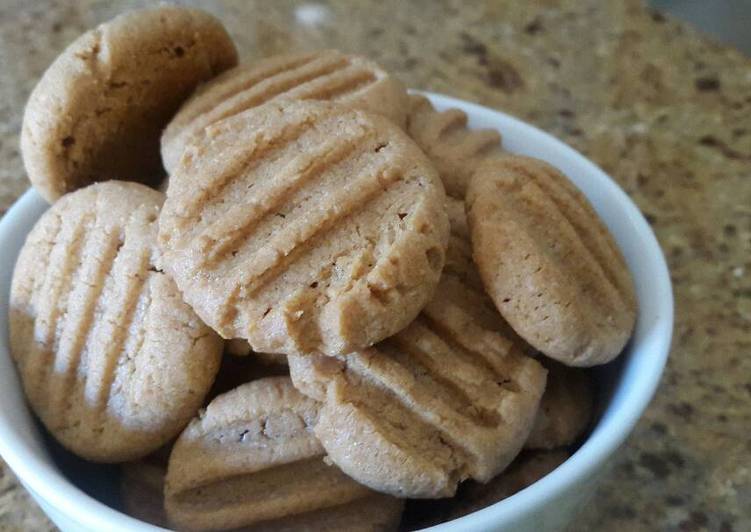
[
  {"left": 466, "top": 156, "right": 637, "bottom": 366},
  {"left": 164, "top": 377, "right": 403, "bottom": 531},
  {"left": 160, "top": 101, "right": 448, "bottom": 357},
  {"left": 196, "top": 53, "right": 350, "bottom": 126},
  {"left": 505, "top": 157, "right": 635, "bottom": 306},
  {"left": 288, "top": 200, "right": 545, "bottom": 498},
  {"left": 46, "top": 219, "right": 123, "bottom": 427},
  {"left": 10, "top": 182, "right": 223, "bottom": 462},
  {"left": 175, "top": 117, "right": 320, "bottom": 225},
  {"left": 300, "top": 64, "right": 378, "bottom": 102},
  {"left": 161, "top": 50, "right": 408, "bottom": 173},
  {"left": 84, "top": 209, "right": 156, "bottom": 420},
  {"left": 230, "top": 158, "right": 401, "bottom": 298},
  {"left": 406, "top": 94, "right": 502, "bottom": 198},
  {"left": 289, "top": 312, "right": 542, "bottom": 499},
  {"left": 193, "top": 131, "right": 370, "bottom": 266},
  {"left": 174, "top": 53, "right": 320, "bottom": 124},
  {"left": 25, "top": 210, "right": 92, "bottom": 412},
  {"left": 289, "top": 324, "right": 544, "bottom": 498}
]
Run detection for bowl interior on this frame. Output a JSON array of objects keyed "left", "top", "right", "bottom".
[{"left": 0, "top": 92, "right": 673, "bottom": 532}]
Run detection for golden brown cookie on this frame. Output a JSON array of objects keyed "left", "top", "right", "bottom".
[
  {"left": 406, "top": 94, "right": 502, "bottom": 198},
  {"left": 250, "top": 494, "right": 403, "bottom": 532},
  {"left": 161, "top": 49, "right": 409, "bottom": 173},
  {"left": 466, "top": 155, "right": 637, "bottom": 366},
  {"left": 158, "top": 100, "right": 449, "bottom": 357},
  {"left": 207, "top": 348, "right": 289, "bottom": 402},
  {"left": 164, "top": 377, "right": 403, "bottom": 531},
  {"left": 525, "top": 362, "right": 594, "bottom": 450},
  {"left": 224, "top": 338, "right": 254, "bottom": 357},
  {"left": 288, "top": 200, "right": 545, "bottom": 498},
  {"left": 9, "top": 181, "right": 223, "bottom": 462},
  {"left": 21, "top": 5, "right": 237, "bottom": 203},
  {"left": 120, "top": 453, "right": 170, "bottom": 528},
  {"left": 224, "top": 338, "right": 289, "bottom": 366}
]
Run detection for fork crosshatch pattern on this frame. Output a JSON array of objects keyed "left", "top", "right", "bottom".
[{"left": 0, "top": 1, "right": 748, "bottom": 531}]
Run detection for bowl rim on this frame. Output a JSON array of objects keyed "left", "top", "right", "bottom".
[{"left": 0, "top": 91, "right": 673, "bottom": 532}]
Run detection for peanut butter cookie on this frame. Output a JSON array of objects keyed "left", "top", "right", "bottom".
[
  {"left": 9, "top": 181, "right": 223, "bottom": 462},
  {"left": 165, "top": 377, "right": 403, "bottom": 531},
  {"left": 21, "top": 5, "right": 237, "bottom": 202},
  {"left": 467, "top": 156, "right": 637, "bottom": 366},
  {"left": 159, "top": 100, "right": 449, "bottom": 357},
  {"left": 288, "top": 199, "right": 545, "bottom": 498},
  {"left": 525, "top": 362, "right": 594, "bottom": 450},
  {"left": 406, "top": 94, "right": 502, "bottom": 198},
  {"left": 161, "top": 49, "right": 408, "bottom": 173},
  {"left": 121, "top": 453, "right": 170, "bottom": 528}
]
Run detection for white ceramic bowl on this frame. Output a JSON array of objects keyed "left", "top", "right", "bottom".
[{"left": 0, "top": 92, "right": 673, "bottom": 532}]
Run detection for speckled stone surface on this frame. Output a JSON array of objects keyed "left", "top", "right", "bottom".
[{"left": 0, "top": 1, "right": 749, "bottom": 531}]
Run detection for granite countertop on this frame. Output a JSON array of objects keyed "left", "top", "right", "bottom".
[{"left": 0, "top": 0, "right": 749, "bottom": 530}]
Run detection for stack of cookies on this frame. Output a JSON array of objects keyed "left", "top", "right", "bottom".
[{"left": 10, "top": 6, "right": 636, "bottom": 531}]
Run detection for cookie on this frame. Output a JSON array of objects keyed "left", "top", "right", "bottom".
[
  {"left": 161, "top": 49, "right": 409, "bottom": 173},
  {"left": 446, "top": 450, "right": 569, "bottom": 520},
  {"left": 21, "top": 5, "right": 237, "bottom": 203},
  {"left": 288, "top": 200, "right": 545, "bottom": 498},
  {"left": 9, "top": 181, "right": 223, "bottom": 462},
  {"left": 445, "top": 450, "right": 570, "bottom": 524},
  {"left": 466, "top": 155, "right": 637, "bottom": 366},
  {"left": 158, "top": 100, "right": 449, "bottom": 357},
  {"left": 224, "top": 338, "right": 289, "bottom": 366},
  {"left": 121, "top": 453, "right": 170, "bottom": 528},
  {"left": 207, "top": 348, "right": 289, "bottom": 401},
  {"left": 525, "top": 362, "right": 594, "bottom": 450},
  {"left": 164, "top": 377, "right": 403, "bottom": 531},
  {"left": 406, "top": 94, "right": 502, "bottom": 198},
  {"left": 225, "top": 338, "right": 253, "bottom": 357},
  {"left": 254, "top": 495, "right": 403, "bottom": 532},
  {"left": 402, "top": 449, "right": 568, "bottom": 529}
]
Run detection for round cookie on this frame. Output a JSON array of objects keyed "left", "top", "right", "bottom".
[
  {"left": 158, "top": 100, "right": 449, "bottom": 357},
  {"left": 164, "top": 377, "right": 404, "bottom": 531},
  {"left": 466, "top": 155, "right": 637, "bottom": 366},
  {"left": 161, "top": 49, "right": 409, "bottom": 173},
  {"left": 9, "top": 181, "right": 223, "bottom": 462},
  {"left": 21, "top": 5, "right": 237, "bottom": 203},
  {"left": 406, "top": 94, "right": 502, "bottom": 198},
  {"left": 288, "top": 201, "right": 546, "bottom": 498},
  {"left": 525, "top": 362, "right": 594, "bottom": 450}
]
